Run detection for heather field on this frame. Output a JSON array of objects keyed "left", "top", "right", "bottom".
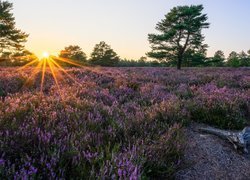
[{"left": 0, "top": 67, "right": 249, "bottom": 179}]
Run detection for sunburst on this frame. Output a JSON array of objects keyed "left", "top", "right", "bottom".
[{"left": 18, "top": 52, "right": 84, "bottom": 98}]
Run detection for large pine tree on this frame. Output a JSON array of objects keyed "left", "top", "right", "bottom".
[
  {"left": 148, "top": 5, "right": 209, "bottom": 69},
  {"left": 0, "top": 0, "right": 28, "bottom": 59}
]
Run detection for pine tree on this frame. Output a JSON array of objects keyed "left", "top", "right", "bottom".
[
  {"left": 147, "top": 5, "right": 209, "bottom": 69},
  {"left": 0, "top": 1, "right": 28, "bottom": 58}
]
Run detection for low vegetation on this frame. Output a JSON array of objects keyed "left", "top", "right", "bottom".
[{"left": 0, "top": 67, "right": 249, "bottom": 178}]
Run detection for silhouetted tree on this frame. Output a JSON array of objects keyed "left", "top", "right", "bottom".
[
  {"left": 117, "top": 59, "right": 137, "bottom": 67},
  {"left": 0, "top": 1, "right": 28, "bottom": 58},
  {"left": 139, "top": 56, "right": 147, "bottom": 61},
  {"left": 247, "top": 49, "right": 250, "bottom": 56},
  {"left": 150, "top": 60, "right": 161, "bottom": 67},
  {"left": 137, "top": 56, "right": 147, "bottom": 66},
  {"left": 13, "top": 50, "right": 37, "bottom": 64},
  {"left": 59, "top": 45, "right": 87, "bottom": 63},
  {"left": 183, "top": 49, "right": 207, "bottom": 67},
  {"left": 89, "top": 41, "right": 119, "bottom": 66},
  {"left": 0, "top": 50, "right": 37, "bottom": 66},
  {"left": 238, "top": 51, "right": 250, "bottom": 67},
  {"left": 207, "top": 50, "right": 225, "bottom": 67},
  {"left": 117, "top": 58, "right": 164, "bottom": 67},
  {"left": 227, "top": 51, "right": 240, "bottom": 67},
  {"left": 147, "top": 5, "right": 209, "bottom": 69}
]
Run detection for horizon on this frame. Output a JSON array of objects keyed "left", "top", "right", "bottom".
[{"left": 10, "top": 0, "right": 250, "bottom": 59}]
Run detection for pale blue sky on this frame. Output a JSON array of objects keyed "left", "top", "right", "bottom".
[{"left": 10, "top": 0, "right": 250, "bottom": 59}]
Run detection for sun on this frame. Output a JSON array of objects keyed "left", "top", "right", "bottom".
[
  {"left": 42, "top": 52, "right": 50, "bottom": 58},
  {"left": 18, "top": 51, "right": 85, "bottom": 96}
]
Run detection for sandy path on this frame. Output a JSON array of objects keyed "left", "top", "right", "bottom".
[{"left": 175, "top": 124, "right": 250, "bottom": 180}]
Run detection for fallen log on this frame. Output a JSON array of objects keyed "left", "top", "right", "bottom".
[{"left": 199, "top": 126, "right": 250, "bottom": 153}]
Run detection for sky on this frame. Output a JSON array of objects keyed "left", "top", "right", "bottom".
[{"left": 10, "top": 0, "right": 250, "bottom": 59}]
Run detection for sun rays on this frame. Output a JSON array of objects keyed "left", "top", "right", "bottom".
[{"left": 19, "top": 53, "right": 83, "bottom": 97}]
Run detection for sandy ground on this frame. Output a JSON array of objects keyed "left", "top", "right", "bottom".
[{"left": 175, "top": 123, "right": 250, "bottom": 180}]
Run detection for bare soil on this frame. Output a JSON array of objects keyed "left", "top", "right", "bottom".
[{"left": 175, "top": 123, "right": 250, "bottom": 180}]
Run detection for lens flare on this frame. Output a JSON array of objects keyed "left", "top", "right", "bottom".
[
  {"left": 42, "top": 52, "right": 50, "bottom": 58},
  {"left": 19, "top": 52, "right": 84, "bottom": 99}
]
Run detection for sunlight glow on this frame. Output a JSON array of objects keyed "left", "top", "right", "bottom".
[
  {"left": 19, "top": 52, "right": 84, "bottom": 98},
  {"left": 42, "top": 52, "right": 50, "bottom": 58}
]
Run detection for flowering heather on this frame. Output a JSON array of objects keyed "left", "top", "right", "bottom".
[{"left": 0, "top": 67, "right": 249, "bottom": 179}]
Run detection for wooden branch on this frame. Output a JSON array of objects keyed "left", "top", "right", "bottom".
[{"left": 198, "top": 126, "right": 250, "bottom": 154}]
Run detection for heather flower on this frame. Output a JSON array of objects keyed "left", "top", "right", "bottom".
[
  {"left": 0, "top": 159, "right": 5, "bottom": 166},
  {"left": 0, "top": 67, "right": 249, "bottom": 178}
]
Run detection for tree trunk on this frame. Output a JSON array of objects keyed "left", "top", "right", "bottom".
[
  {"left": 177, "top": 55, "right": 182, "bottom": 70},
  {"left": 177, "top": 32, "right": 190, "bottom": 70}
]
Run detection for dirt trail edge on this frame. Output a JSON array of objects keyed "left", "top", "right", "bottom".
[{"left": 175, "top": 123, "right": 250, "bottom": 180}]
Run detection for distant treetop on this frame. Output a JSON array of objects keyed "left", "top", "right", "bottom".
[
  {"left": 59, "top": 45, "right": 87, "bottom": 62},
  {"left": 89, "top": 41, "right": 119, "bottom": 67}
]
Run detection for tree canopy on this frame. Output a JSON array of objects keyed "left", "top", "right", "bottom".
[
  {"left": 59, "top": 45, "right": 87, "bottom": 65},
  {"left": 208, "top": 50, "right": 225, "bottom": 67},
  {"left": 89, "top": 41, "right": 119, "bottom": 67},
  {"left": 182, "top": 49, "right": 207, "bottom": 67},
  {"left": 0, "top": 0, "right": 28, "bottom": 58},
  {"left": 148, "top": 5, "right": 209, "bottom": 69},
  {"left": 227, "top": 51, "right": 240, "bottom": 67},
  {"left": 238, "top": 51, "right": 250, "bottom": 67}
]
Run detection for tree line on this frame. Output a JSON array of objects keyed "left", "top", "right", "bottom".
[
  {"left": 0, "top": 1, "right": 250, "bottom": 68},
  {"left": 58, "top": 45, "right": 250, "bottom": 68}
]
